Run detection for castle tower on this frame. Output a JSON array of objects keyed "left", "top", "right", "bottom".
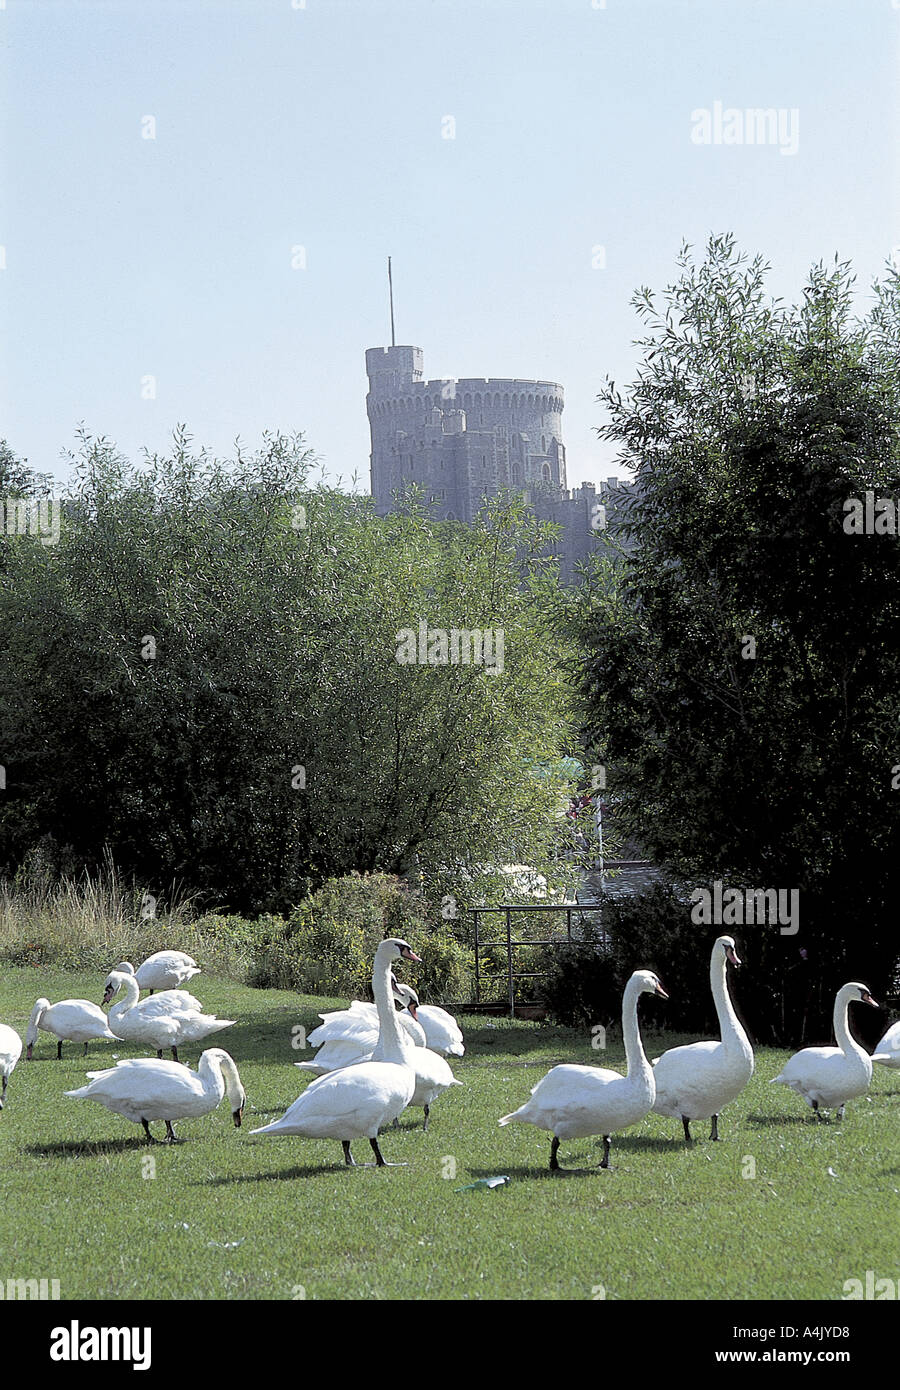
[{"left": 365, "top": 345, "right": 566, "bottom": 522}]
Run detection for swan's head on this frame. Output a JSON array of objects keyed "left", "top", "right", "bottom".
[
  {"left": 396, "top": 983, "right": 420, "bottom": 1021},
  {"left": 379, "top": 937, "right": 422, "bottom": 965},
  {"left": 632, "top": 970, "right": 669, "bottom": 1000},
  {"left": 101, "top": 970, "right": 131, "bottom": 1006},
  {"left": 843, "top": 982, "right": 878, "bottom": 1009},
  {"left": 716, "top": 936, "right": 741, "bottom": 968}
]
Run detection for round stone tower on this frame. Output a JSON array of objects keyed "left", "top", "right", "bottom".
[{"left": 366, "top": 345, "right": 565, "bottom": 522}]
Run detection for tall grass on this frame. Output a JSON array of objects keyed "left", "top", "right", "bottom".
[{"left": 0, "top": 853, "right": 253, "bottom": 981}]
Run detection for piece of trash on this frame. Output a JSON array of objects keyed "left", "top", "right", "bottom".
[
  {"left": 826, "top": 1166, "right": 838, "bottom": 1178},
  {"left": 454, "top": 1175, "right": 510, "bottom": 1192},
  {"left": 207, "top": 1239, "right": 245, "bottom": 1249}
]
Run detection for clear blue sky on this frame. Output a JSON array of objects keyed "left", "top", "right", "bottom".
[{"left": 2, "top": 0, "right": 898, "bottom": 490}]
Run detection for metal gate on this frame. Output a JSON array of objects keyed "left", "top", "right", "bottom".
[{"left": 469, "top": 900, "right": 606, "bottom": 1017}]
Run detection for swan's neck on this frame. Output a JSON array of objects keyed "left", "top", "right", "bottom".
[
  {"left": 711, "top": 952, "right": 749, "bottom": 1052},
  {"left": 372, "top": 953, "right": 408, "bottom": 1065},
  {"left": 834, "top": 993, "right": 865, "bottom": 1062},
  {"left": 622, "top": 980, "right": 652, "bottom": 1086},
  {"left": 197, "top": 1053, "right": 228, "bottom": 1104},
  {"left": 216, "top": 1054, "right": 244, "bottom": 1109},
  {"left": 25, "top": 1001, "right": 46, "bottom": 1047},
  {"left": 111, "top": 977, "right": 141, "bottom": 1018}
]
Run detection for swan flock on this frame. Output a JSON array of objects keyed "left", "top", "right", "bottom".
[{"left": 0, "top": 936, "right": 889, "bottom": 1173}]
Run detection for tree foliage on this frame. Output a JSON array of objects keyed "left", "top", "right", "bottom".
[
  {"left": 571, "top": 237, "right": 900, "bottom": 1038},
  {"left": 0, "top": 428, "right": 578, "bottom": 913}
]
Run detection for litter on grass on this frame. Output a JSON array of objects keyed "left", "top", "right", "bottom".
[{"left": 454, "top": 1176, "right": 511, "bottom": 1192}]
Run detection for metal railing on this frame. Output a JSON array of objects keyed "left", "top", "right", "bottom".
[{"left": 470, "top": 900, "right": 606, "bottom": 1017}]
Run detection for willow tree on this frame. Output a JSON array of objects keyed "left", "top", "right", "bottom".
[{"left": 0, "top": 428, "right": 578, "bottom": 913}]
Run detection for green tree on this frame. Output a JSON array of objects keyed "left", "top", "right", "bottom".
[
  {"left": 571, "top": 236, "right": 900, "bottom": 1040},
  {"left": 0, "top": 428, "right": 578, "bottom": 914}
]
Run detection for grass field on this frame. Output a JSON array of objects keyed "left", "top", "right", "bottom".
[{"left": 1, "top": 966, "right": 897, "bottom": 1301}]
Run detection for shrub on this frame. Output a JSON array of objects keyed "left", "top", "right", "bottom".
[
  {"left": 246, "top": 872, "right": 474, "bottom": 1001},
  {"left": 538, "top": 936, "right": 621, "bottom": 1029}
]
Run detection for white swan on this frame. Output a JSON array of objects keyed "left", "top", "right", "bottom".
[
  {"left": 366, "top": 985, "right": 461, "bottom": 1131},
  {"left": 25, "top": 998, "right": 120, "bottom": 1060},
  {"left": 872, "top": 1020, "right": 900, "bottom": 1069},
  {"left": 250, "top": 938, "right": 420, "bottom": 1166},
  {"left": 102, "top": 970, "right": 234, "bottom": 1062},
  {"left": 0, "top": 1024, "right": 22, "bottom": 1109},
  {"left": 771, "top": 982, "right": 878, "bottom": 1119},
  {"left": 296, "top": 981, "right": 426, "bottom": 1076},
  {"left": 311, "top": 988, "right": 464, "bottom": 1058},
  {"left": 298, "top": 982, "right": 461, "bottom": 1129},
  {"left": 651, "top": 935, "right": 754, "bottom": 1141},
  {"left": 499, "top": 969, "right": 668, "bottom": 1170},
  {"left": 65, "top": 1047, "right": 245, "bottom": 1143},
  {"left": 116, "top": 951, "right": 200, "bottom": 993}
]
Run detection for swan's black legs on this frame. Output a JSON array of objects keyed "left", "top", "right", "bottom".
[
  {"left": 171, "top": 1047, "right": 179, "bottom": 1063},
  {"left": 550, "top": 1134, "right": 606, "bottom": 1174},
  {"left": 1, "top": 1076, "right": 8, "bottom": 1108},
  {"left": 141, "top": 1119, "right": 159, "bottom": 1144},
  {"left": 83, "top": 1041, "right": 89, "bottom": 1057},
  {"left": 369, "top": 1136, "right": 406, "bottom": 1167},
  {"left": 342, "top": 1141, "right": 356, "bottom": 1166},
  {"left": 423, "top": 1104, "right": 430, "bottom": 1132},
  {"left": 710, "top": 1114, "right": 719, "bottom": 1141},
  {"left": 811, "top": 1100, "right": 827, "bottom": 1123},
  {"left": 149, "top": 989, "right": 155, "bottom": 995},
  {"left": 56, "top": 1040, "right": 63, "bottom": 1060},
  {"left": 681, "top": 1115, "right": 692, "bottom": 1142},
  {"left": 156, "top": 1049, "right": 163, "bottom": 1060},
  {"left": 164, "top": 1121, "right": 178, "bottom": 1143}
]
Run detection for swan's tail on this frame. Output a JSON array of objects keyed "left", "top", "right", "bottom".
[
  {"left": 498, "top": 1106, "right": 527, "bottom": 1126},
  {"left": 249, "top": 1119, "right": 289, "bottom": 1136}
]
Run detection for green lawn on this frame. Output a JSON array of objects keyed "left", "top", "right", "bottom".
[{"left": 1, "top": 966, "right": 897, "bottom": 1300}]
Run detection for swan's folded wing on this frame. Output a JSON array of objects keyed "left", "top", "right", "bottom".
[
  {"left": 308, "top": 1017, "right": 379, "bottom": 1049},
  {"left": 135, "top": 991, "right": 203, "bottom": 1019},
  {"left": 255, "top": 1063, "right": 413, "bottom": 1136},
  {"left": 68, "top": 1065, "right": 201, "bottom": 1107},
  {"left": 100, "top": 1057, "right": 189, "bottom": 1076},
  {"left": 304, "top": 1040, "right": 373, "bottom": 1071}
]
